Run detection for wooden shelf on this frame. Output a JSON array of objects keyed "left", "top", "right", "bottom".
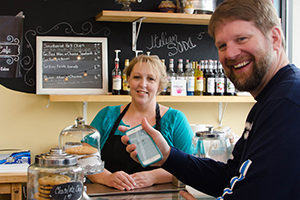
[
  {"left": 49, "top": 95, "right": 255, "bottom": 103},
  {"left": 96, "top": 10, "right": 211, "bottom": 25}
]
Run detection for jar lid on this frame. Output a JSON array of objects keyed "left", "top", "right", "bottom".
[
  {"left": 60, "top": 117, "right": 99, "bottom": 136},
  {"left": 35, "top": 147, "right": 77, "bottom": 167},
  {"left": 196, "top": 126, "right": 224, "bottom": 139},
  {"left": 196, "top": 131, "right": 223, "bottom": 138}
]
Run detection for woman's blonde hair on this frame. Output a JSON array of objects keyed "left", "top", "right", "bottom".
[{"left": 124, "top": 55, "right": 167, "bottom": 94}]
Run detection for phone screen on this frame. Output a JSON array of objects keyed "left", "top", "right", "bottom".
[{"left": 126, "top": 125, "right": 162, "bottom": 167}]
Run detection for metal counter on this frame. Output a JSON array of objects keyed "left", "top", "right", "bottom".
[{"left": 86, "top": 183, "right": 215, "bottom": 200}]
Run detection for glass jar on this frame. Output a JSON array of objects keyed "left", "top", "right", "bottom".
[
  {"left": 59, "top": 117, "right": 104, "bottom": 175},
  {"left": 195, "top": 127, "right": 231, "bottom": 163},
  {"left": 27, "top": 148, "right": 84, "bottom": 200}
]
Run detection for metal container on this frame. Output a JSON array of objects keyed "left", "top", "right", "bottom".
[
  {"left": 27, "top": 148, "right": 84, "bottom": 200},
  {"left": 182, "top": 0, "right": 216, "bottom": 14}
]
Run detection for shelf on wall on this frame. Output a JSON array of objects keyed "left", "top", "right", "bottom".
[
  {"left": 49, "top": 95, "right": 255, "bottom": 103},
  {"left": 95, "top": 10, "right": 211, "bottom": 25}
]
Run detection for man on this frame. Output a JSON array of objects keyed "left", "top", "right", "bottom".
[{"left": 121, "top": 0, "right": 300, "bottom": 199}]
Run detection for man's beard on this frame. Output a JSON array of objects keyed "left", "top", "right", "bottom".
[{"left": 225, "top": 50, "right": 273, "bottom": 92}]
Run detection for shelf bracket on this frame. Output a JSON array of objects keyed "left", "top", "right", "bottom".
[
  {"left": 83, "top": 101, "right": 88, "bottom": 124},
  {"left": 132, "top": 17, "right": 145, "bottom": 51},
  {"left": 218, "top": 102, "right": 227, "bottom": 126}
]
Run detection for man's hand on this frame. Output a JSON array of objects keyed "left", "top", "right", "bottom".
[
  {"left": 179, "top": 190, "right": 197, "bottom": 200},
  {"left": 120, "top": 118, "right": 171, "bottom": 166},
  {"left": 130, "top": 171, "right": 155, "bottom": 189}
]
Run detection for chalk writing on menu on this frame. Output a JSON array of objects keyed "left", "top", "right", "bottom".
[
  {"left": 146, "top": 32, "right": 206, "bottom": 57},
  {"left": 50, "top": 182, "right": 83, "bottom": 200},
  {"left": 42, "top": 41, "right": 103, "bottom": 89}
]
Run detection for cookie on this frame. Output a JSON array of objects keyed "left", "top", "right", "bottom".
[
  {"left": 38, "top": 191, "right": 51, "bottom": 198},
  {"left": 65, "top": 145, "right": 98, "bottom": 155},
  {"left": 34, "top": 192, "right": 51, "bottom": 200},
  {"left": 38, "top": 174, "right": 71, "bottom": 186},
  {"left": 38, "top": 187, "right": 51, "bottom": 195},
  {"left": 38, "top": 185, "right": 53, "bottom": 190}
]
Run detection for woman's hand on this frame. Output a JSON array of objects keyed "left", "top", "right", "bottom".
[
  {"left": 130, "top": 171, "right": 155, "bottom": 189},
  {"left": 179, "top": 190, "right": 197, "bottom": 200},
  {"left": 104, "top": 171, "right": 136, "bottom": 191},
  {"left": 120, "top": 118, "right": 171, "bottom": 167}
]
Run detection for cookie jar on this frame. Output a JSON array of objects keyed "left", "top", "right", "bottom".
[
  {"left": 59, "top": 117, "right": 104, "bottom": 175},
  {"left": 27, "top": 147, "right": 84, "bottom": 200}
]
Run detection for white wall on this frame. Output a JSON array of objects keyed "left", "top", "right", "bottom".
[{"left": 291, "top": 0, "right": 300, "bottom": 66}]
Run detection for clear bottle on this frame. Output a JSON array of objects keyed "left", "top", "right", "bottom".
[
  {"left": 185, "top": 60, "right": 194, "bottom": 96},
  {"left": 160, "top": 59, "right": 168, "bottom": 95},
  {"left": 121, "top": 59, "right": 130, "bottom": 95},
  {"left": 176, "top": 59, "right": 186, "bottom": 96},
  {"left": 176, "top": 59, "right": 185, "bottom": 80},
  {"left": 112, "top": 50, "right": 121, "bottom": 95},
  {"left": 167, "top": 58, "right": 176, "bottom": 95},
  {"left": 215, "top": 61, "right": 225, "bottom": 95},
  {"left": 205, "top": 59, "right": 215, "bottom": 95}
]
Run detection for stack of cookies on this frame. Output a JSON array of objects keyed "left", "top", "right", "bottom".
[{"left": 34, "top": 174, "right": 71, "bottom": 200}]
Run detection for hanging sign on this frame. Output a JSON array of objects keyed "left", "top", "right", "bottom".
[{"left": 0, "top": 15, "right": 23, "bottom": 78}]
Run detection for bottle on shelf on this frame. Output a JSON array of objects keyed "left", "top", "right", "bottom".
[
  {"left": 213, "top": 60, "right": 218, "bottom": 74},
  {"left": 176, "top": 59, "right": 185, "bottom": 80},
  {"left": 194, "top": 62, "right": 204, "bottom": 96},
  {"left": 202, "top": 60, "right": 208, "bottom": 95},
  {"left": 185, "top": 60, "right": 194, "bottom": 96},
  {"left": 220, "top": 61, "right": 236, "bottom": 96},
  {"left": 167, "top": 58, "right": 176, "bottom": 95},
  {"left": 226, "top": 77, "right": 236, "bottom": 96},
  {"left": 160, "top": 59, "right": 168, "bottom": 95},
  {"left": 205, "top": 59, "right": 215, "bottom": 95},
  {"left": 185, "top": 59, "right": 190, "bottom": 71},
  {"left": 112, "top": 50, "right": 122, "bottom": 95},
  {"left": 225, "top": 77, "right": 236, "bottom": 96},
  {"left": 121, "top": 59, "right": 130, "bottom": 95},
  {"left": 215, "top": 61, "right": 225, "bottom": 95},
  {"left": 175, "top": 58, "right": 187, "bottom": 96}
]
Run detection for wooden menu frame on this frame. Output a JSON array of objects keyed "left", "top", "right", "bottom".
[{"left": 36, "top": 36, "right": 108, "bottom": 94}]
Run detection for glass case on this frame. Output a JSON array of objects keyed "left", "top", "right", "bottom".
[{"left": 59, "top": 117, "right": 104, "bottom": 175}]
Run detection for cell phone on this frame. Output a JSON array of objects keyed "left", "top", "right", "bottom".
[{"left": 125, "top": 125, "right": 162, "bottom": 167}]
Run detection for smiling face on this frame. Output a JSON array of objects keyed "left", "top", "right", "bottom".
[
  {"left": 215, "top": 20, "right": 275, "bottom": 93},
  {"left": 128, "top": 62, "right": 160, "bottom": 105}
]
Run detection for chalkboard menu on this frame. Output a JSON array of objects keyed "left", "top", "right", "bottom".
[
  {"left": 0, "top": 0, "right": 226, "bottom": 93},
  {"left": 36, "top": 36, "right": 107, "bottom": 94}
]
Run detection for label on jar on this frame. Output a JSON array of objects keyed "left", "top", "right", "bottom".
[{"left": 50, "top": 182, "right": 83, "bottom": 200}]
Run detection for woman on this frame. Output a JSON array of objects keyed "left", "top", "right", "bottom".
[{"left": 84, "top": 55, "right": 194, "bottom": 191}]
